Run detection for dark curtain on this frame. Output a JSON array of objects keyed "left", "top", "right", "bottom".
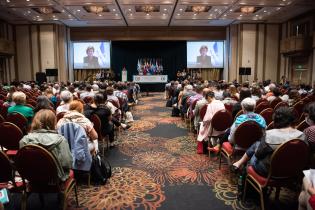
[{"left": 111, "top": 41, "right": 187, "bottom": 81}]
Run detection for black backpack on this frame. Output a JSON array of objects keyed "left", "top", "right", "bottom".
[{"left": 90, "top": 153, "right": 112, "bottom": 185}]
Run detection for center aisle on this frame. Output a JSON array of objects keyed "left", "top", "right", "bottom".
[{"left": 68, "top": 93, "right": 293, "bottom": 210}]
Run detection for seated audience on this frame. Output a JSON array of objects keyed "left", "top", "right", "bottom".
[
  {"left": 299, "top": 177, "right": 315, "bottom": 210},
  {"left": 57, "top": 100, "right": 98, "bottom": 153},
  {"left": 197, "top": 91, "right": 225, "bottom": 154},
  {"left": 33, "top": 95, "right": 53, "bottom": 114},
  {"left": 8, "top": 91, "right": 34, "bottom": 123},
  {"left": 193, "top": 88, "right": 210, "bottom": 130},
  {"left": 19, "top": 109, "right": 72, "bottom": 181},
  {"left": 80, "top": 85, "right": 95, "bottom": 100},
  {"left": 56, "top": 90, "right": 73, "bottom": 114},
  {"left": 232, "top": 107, "right": 304, "bottom": 176}
]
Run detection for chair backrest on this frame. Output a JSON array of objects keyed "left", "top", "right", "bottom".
[
  {"left": 191, "top": 99, "right": 199, "bottom": 111},
  {"left": 90, "top": 114, "right": 102, "bottom": 138},
  {"left": 296, "top": 120, "right": 309, "bottom": 132},
  {"left": 108, "top": 100, "right": 119, "bottom": 109},
  {"left": 234, "top": 110, "right": 244, "bottom": 121},
  {"left": 259, "top": 108, "right": 274, "bottom": 126},
  {"left": 6, "top": 112, "right": 28, "bottom": 132},
  {"left": 270, "top": 97, "right": 282, "bottom": 109},
  {"left": 293, "top": 101, "right": 305, "bottom": 116},
  {"left": 0, "top": 105, "right": 8, "bottom": 119},
  {"left": 27, "top": 99, "right": 37, "bottom": 107},
  {"left": 269, "top": 139, "right": 308, "bottom": 179},
  {"left": 255, "top": 102, "right": 270, "bottom": 114},
  {"left": 56, "top": 112, "right": 66, "bottom": 122},
  {"left": 267, "top": 121, "right": 274, "bottom": 130},
  {"left": 0, "top": 114, "right": 4, "bottom": 123},
  {"left": 83, "top": 96, "right": 93, "bottom": 104},
  {"left": 256, "top": 98, "right": 268, "bottom": 106},
  {"left": 0, "top": 151, "right": 14, "bottom": 184},
  {"left": 224, "top": 103, "right": 233, "bottom": 113},
  {"left": 211, "top": 110, "right": 233, "bottom": 132},
  {"left": 15, "top": 144, "right": 59, "bottom": 186},
  {"left": 234, "top": 121, "right": 263, "bottom": 149},
  {"left": 0, "top": 122, "right": 23, "bottom": 150},
  {"left": 199, "top": 104, "right": 208, "bottom": 121},
  {"left": 274, "top": 101, "right": 289, "bottom": 111}
]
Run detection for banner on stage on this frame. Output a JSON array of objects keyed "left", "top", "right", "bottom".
[{"left": 133, "top": 75, "right": 168, "bottom": 83}]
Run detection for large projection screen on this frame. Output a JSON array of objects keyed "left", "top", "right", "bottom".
[
  {"left": 73, "top": 42, "right": 111, "bottom": 69},
  {"left": 187, "top": 41, "right": 224, "bottom": 68}
]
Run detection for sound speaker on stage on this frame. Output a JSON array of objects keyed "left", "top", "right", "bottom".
[{"left": 36, "top": 72, "right": 47, "bottom": 85}]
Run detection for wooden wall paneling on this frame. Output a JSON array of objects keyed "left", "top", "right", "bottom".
[
  {"left": 28, "top": 25, "right": 34, "bottom": 81},
  {"left": 241, "top": 24, "right": 256, "bottom": 83},
  {"left": 31, "top": 25, "right": 39, "bottom": 78}
]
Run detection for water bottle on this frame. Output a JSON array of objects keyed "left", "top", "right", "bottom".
[{"left": 237, "top": 175, "right": 244, "bottom": 200}]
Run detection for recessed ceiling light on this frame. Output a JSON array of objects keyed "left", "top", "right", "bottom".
[
  {"left": 277, "top": 7, "right": 281, "bottom": 10},
  {"left": 193, "top": 13, "right": 197, "bottom": 16},
  {"left": 255, "top": 14, "right": 259, "bottom": 16},
  {"left": 36, "top": 15, "right": 39, "bottom": 17},
  {"left": 177, "top": 13, "right": 180, "bottom": 15},
  {"left": 209, "top": 13, "right": 213, "bottom": 16},
  {"left": 146, "top": 13, "right": 149, "bottom": 16},
  {"left": 282, "top": 0, "right": 286, "bottom": 1},
  {"left": 6, "top": 0, "right": 10, "bottom": 2},
  {"left": 52, "top": 15, "right": 55, "bottom": 18},
  {"left": 27, "top": 10, "right": 31, "bottom": 13},
  {"left": 128, "top": 8, "right": 131, "bottom": 11},
  {"left": 77, "top": 9, "right": 80, "bottom": 12},
  {"left": 68, "top": 14, "right": 72, "bottom": 17},
  {"left": 61, "top": 10, "right": 65, "bottom": 12},
  {"left": 214, "top": 9, "right": 218, "bottom": 12},
  {"left": 113, "top": 9, "right": 116, "bottom": 11},
  {"left": 229, "top": 9, "right": 233, "bottom": 12},
  {"left": 224, "top": 14, "right": 227, "bottom": 16},
  {"left": 98, "top": 14, "right": 102, "bottom": 16},
  {"left": 115, "top": 13, "right": 118, "bottom": 16},
  {"left": 263, "top": 10, "right": 267, "bottom": 12},
  {"left": 164, "top": 8, "right": 167, "bottom": 11},
  {"left": 179, "top": 8, "right": 183, "bottom": 11},
  {"left": 163, "top": 13, "right": 166, "bottom": 16},
  {"left": 240, "top": 14, "right": 243, "bottom": 17},
  {"left": 26, "top": 0, "right": 30, "bottom": 2},
  {"left": 130, "top": 13, "right": 133, "bottom": 16}
]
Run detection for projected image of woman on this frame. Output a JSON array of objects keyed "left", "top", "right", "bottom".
[
  {"left": 84, "top": 46, "right": 100, "bottom": 68},
  {"left": 196, "top": 45, "right": 212, "bottom": 68}
]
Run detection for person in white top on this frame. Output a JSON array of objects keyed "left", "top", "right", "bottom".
[{"left": 56, "top": 90, "right": 73, "bottom": 114}]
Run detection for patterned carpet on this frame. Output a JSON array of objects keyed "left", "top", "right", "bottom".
[{"left": 67, "top": 93, "right": 298, "bottom": 210}]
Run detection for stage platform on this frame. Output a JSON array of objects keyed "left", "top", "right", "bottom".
[{"left": 133, "top": 75, "right": 168, "bottom": 92}]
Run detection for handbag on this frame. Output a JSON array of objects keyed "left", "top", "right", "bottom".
[{"left": 90, "top": 153, "right": 112, "bottom": 185}]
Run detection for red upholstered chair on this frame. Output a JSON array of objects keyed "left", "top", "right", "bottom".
[
  {"left": 199, "top": 104, "right": 208, "bottom": 121},
  {"left": 293, "top": 101, "right": 305, "bottom": 117},
  {"left": 6, "top": 112, "right": 28, "bottom": 134},
  {"left": 270, "top": 97, "right": 282, "bottom": 109},
  {"left": 266, "top": 121, "right": 274, "bottom": 130},
  {"left": 208, "top": 110, "right": 233, "bottom": 157},
  {"left": 255, "top": 102, "right": 270, "bottom": 114},
  {"left": 83, "top": 96, "right": 93, "bottom": 104},
  {"left": 0, "top": 114, "right": 4, "bottom": 123},
  {"left": 188, "top": 99, "right": 199, "bottom": 132},
  {"left": 90, "top": 114, "right": 108, "bottom": 156},
  {"left": 0, "top": 105, "right": 8, "bottom": 119},
  {"left": 219, "top": 121, "right": 263, "bottom": 169},
  {"left": 243, "top": 139, "right": 309, "bottom": 210},
  {"left": 296, "top": 120, "right": 309, "bottom": 132},
  {"left": 27, "top": 99, "right": 37, "bottom": 107},
  {"left": 274, "top": 101, "right": 288, "bottom": 111},
  {"left": 0, "top": 122, "right": 23, "bottom": 156},
  {"left": 224, "top": 103, "right": 233, "bottom": 113},
  {"left": 256, "top": 98, "right": 268, "bottom": 106},
  {"left": 0, "top": 150, "right": 24, "bottom": 190},
  {"left": 259, "top": 108, "right": 273, "bottom": 126},
  {"left": 56, "top": 112, "right": 66, "bottom": 122},
  {"left": 15, "top": 144, "right": 79, "bottom": 210},
  {"left": 234, "top": 109, "right": 244, "bottom": 121}
]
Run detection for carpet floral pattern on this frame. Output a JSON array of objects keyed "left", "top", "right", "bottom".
[{"left": 68, "top": 93, "right": 296, "bottom": 210}]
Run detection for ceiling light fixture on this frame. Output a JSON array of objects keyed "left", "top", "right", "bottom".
[
  {"left": 38, "top": 7, "right": 53, "bottom": 14},
  {"left": 6, "top": 0, "right": 10, "bottom": 2},
  {"left": 179, "top": 8, "right": 183, "bottom": 11},
  {"left": 141, "top": 5, "right": 154, "bottom": 14},
  {"left": 191, "top": 5, "right": 206, "bottom": 14},
  {"left": 113, "top": 9, "right": 116, "bottom": 11},
  {"left": 128, "top": 8, "right": 131, "bottom": 11},
  {"left": 240, "top": 6, "right": 255, "bottom": 14},
  {"left": 164, "top": 8, "right": 167, "bottom": 11},
  {"left": 85, "top": 5, "right": 104, "bottom": 14}
]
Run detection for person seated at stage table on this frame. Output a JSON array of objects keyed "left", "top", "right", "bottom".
[
  {"left": 56, "top": 90, "right": 73, "bottom": 114},
  {"left": 83, "top": 46, "right": 100, "bottom": 69},
  {"left": 231, "top": 107, "right": 304, "bottom": 175},
  {"left": 8, "top": 91, "right": 34, "bottom": 124},
  {"left": 20, "top": 109, "right": 73, "bottom": 181}
]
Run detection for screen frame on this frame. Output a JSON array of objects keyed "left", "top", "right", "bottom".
[
  {"left": 186, "top": 40, "right": 225, "bottom": 69},
  {"left": 72, "top": 41, "right": 112, "bottom": 70}
]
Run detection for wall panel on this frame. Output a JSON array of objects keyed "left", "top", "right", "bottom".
[{"left": 39, "top": 25, "right": 55, "bottom": 71}]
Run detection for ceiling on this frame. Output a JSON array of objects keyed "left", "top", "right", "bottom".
[{"left": 0, "top": 0, "right": 314, "bottom": 26}]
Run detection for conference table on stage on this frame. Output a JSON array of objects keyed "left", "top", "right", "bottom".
[{"left": 133, "top": 75, "right": 168, "bottom": 92}]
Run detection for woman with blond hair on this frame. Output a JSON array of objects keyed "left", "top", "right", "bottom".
[
  {"left": 57, "top": 100, "right": 98, "bottom": 153},
  {"left": 19, "top": 109, "right": 72, "bottom": 181}
]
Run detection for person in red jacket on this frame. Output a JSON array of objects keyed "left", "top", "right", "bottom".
[{"left": 299, "top": 177, "right": 315, "bottom": 210}]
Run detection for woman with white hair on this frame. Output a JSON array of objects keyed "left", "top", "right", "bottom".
[
  {"left": 228, "top": 97, "right": 266, "bottom": 145},
  {"left": 8, "top": 91, "right": 34, "bottom": 124},
  {"left": 56, "top": 90, "right": 73, "bottom": 114}
]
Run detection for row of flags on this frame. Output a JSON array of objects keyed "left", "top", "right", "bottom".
[{"left": 137, "top": 58, "right": 163, "bottom": 75}]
